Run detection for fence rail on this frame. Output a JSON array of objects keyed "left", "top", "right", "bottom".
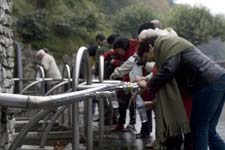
[{"left": 1, "top": 46, "right": 139, "bottom": 150}]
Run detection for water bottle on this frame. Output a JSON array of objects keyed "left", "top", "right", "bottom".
[
  {"left": 136, "top": 94, "right": 148, "bottom": 123},
  {"left": 111, "top": 91, "right": 119, "bottom": 109}
]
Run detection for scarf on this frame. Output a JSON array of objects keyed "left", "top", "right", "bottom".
[{"left": 154, "top": 35, "right": 194, "bottom": 144}]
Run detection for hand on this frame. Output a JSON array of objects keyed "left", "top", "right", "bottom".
[
  {"left": 135, "top": 76, "right": 147, "bottom": 82},
  {"left": 110, "top": 59, "right": 115, "bottom": 64},
  {"left": 110, "top": 72, "right": 117, "bottom": 80},
  {"left": 144, "top": 100, "right": 155, "bottom": 110},
  {"left": 137, "top": 80, "right": 148, "bottom": 88}
]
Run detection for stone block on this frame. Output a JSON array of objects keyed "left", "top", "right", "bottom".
[
  {"left": 2, "top": 14, "right": 12, "bottom": 26},
  {"left": 6, "top": 45, "right": 14, "bottom": 57}
]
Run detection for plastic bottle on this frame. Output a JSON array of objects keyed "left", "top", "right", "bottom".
[
  {"left": 111, "top": 91, "right": 119, "bottom": 109},
  {"left": 136, "top": 94, "right": 148, "bottom": 123}
]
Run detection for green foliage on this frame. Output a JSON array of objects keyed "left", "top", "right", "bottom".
[
  {"left": 211, "top": 14, "right": 225, "bottom": 41},
  {"left": 51, "top": 10, "right": 109, "bottom": 41},
  {"left": 165, "top": 5, "right": 225, "bottom": 45},
  {"left": 13, "top": 0, "right": 34, "bottom": 16},
  {"left": 102, "top": 0, "right": 136, "bottom": 14},
  {"left": 52, "top": 22, "right": 74, "bottom": 37},
  {"left": 31, "top": 33, "right": 85, "bottom": 59},
  {"left": 112, "top": 4, "right": 157, "bottom": 38},
  {"left": 16, "top": 9, "right": 49, "bottom": 42},
  {"left": 13, "top": 0, "right": 171, "bottom": 56}
]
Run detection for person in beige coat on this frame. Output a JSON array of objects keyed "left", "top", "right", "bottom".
[
  {"left": 36, "top": 49, "right": 72, "bottom": 127},
  {"left": 36, "top": 49, "right": 62, "bottom": 89}
]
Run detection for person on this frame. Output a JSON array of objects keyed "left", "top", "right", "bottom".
[
  {"left": 88, "top": 45, "right": 98, "bottom": 77},
  {"left": 109, "top": 37, "right": 138, "bottom": 132},
  {"left": 109, "top": 23, "right": 155, "bottom": 136},
  {"left": 95, "top": 33, "right": 109, "bottom": 77},
  {"left": 36, "top": 49, "right": 62, "bottom": 90},
  {"left": 110, "top": 54, "right": 155, "bottom": 138},
  {"left": 150, "top": 19, "right": 163, "bottom": 29},
  {"left": 106, "top": 34, "right": 120, "bottom": 48},
  {"left": 100, "top": 34, "right": 121, "bottom": 124},
  {"left": 102, "top": 34, "right": 120, "bottom": 79},
  {"left": 138, "top": 20, "right": 192, "bottom": 149},
  {"left": 137, "top": 19, "right": 162, "bottom": 34},
  {"left": 137, "top": 28, "right": 225, "bottom": 150}
]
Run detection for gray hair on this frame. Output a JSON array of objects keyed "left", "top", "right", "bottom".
[{"left": 36, "top": 49, "right": 46, "bottom": 58}]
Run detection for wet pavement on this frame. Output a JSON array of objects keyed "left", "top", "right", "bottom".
[
  {"left": 90, "top": 111, "right": 153, "bottom": 150},
  {"left": 90, "top": 106, "right": 225, "bottom": 150},
  {"left": 63, "top": 106, "right": 225, "bottom": 150}
]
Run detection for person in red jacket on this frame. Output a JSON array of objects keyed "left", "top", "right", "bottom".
[
  {"left": 101, "top": 34, "right": 120, "bottom": 79},
  {"left": 110, "top": 37, "right": 139, "bottom": 132}
]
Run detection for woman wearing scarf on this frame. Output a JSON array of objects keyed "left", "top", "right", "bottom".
[{"left": 137, "top": 28, "right": 225, "bottom": 150}]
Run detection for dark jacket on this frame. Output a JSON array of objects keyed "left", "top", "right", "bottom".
[{"left": 149, "top": 47, "right": 225, "bottom": 95}]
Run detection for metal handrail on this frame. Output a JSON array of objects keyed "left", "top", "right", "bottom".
[
  {"left": 40, "top": 105, "right": 68, "bottom": 148},
  {"left": 0, "top": 85, "right": 117, "bottom": 108},
  {"left": 0, "top": 46, "right": 140, "bottom": 150},
  {"left": 15, "top": 42, "right": 23, "bottom": 93},
  {"left": 99, "top": 55, "right": 104, "bottom": 83},
  {"left": 14, "top": 78, "right": 67, "bottom": 82},
  {"left": 40, "top": 88, "right": 72, "bottom": 148},
  {"left": 37, "top": 65, "right": 45, "bottom": 79},
  {"left": 9, "top": 109, "right": 53, "bottom": 150},
  {"left": 40, "top": 80, "right": 71, "bottom": 132},
  {"left": 62, "top": 64, "right": 71, "bottom": 90},
  {"left": 44, "top": 80, "right": 69, "bottom": 96},
  {"left": 20, "top": 80, "right": 44, "bottom": 94},
  {"left": 19, "top": 65, "right": 46, "bottom": 95},
  {"left": 98, "top": 55, "right": 104, "bottom": 147},
  {"left": 37, "top": 65, "right": 45, "bottom": 95},
  {"left": 71, "top": 46, "right": 92, "bottom": 150},
  {"left": 19, "top": 78, "right": 67, "bottom": 95}
]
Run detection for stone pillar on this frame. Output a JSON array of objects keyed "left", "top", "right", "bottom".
[{"left": 0, "top": 0, "right": 14, "bottom": 149}]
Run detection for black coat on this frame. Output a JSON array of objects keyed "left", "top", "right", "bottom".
[{"left": 149, "top": 48, "right": 225, "bottom": 95}]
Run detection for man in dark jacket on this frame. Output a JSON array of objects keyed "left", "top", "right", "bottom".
[{"left": 137, "top": 29, "right": 225, "bottom": 150}]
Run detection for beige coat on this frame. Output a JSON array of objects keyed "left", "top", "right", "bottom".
[{"left": 41, "top": 53, "right": 62, "bottom": 79}]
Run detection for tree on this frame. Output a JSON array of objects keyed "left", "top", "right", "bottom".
[
  {"left": 211, "top": 14, "right": 225, "bottom": 41},
  {"left": 165, "top": 5, "right": 225, "bottom": 45},
  {"left": 112, "top": 4, "right": 157, "bottom": 38},
  {"left": 16, "top": 9, "right": 49, "bottom": 42}
]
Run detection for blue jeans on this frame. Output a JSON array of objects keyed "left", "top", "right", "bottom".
[{"left": 191, "top": 75, "right": 225, "bottom": 150}]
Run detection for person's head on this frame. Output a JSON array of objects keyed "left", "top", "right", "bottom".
[
  {"left": 42, "top": 48, "right": 49, "bottom": 53},
  {"left": 138, "top": 37, "right": 157, "bottom": 62},
  {"left": 138, "top": 22, "right": 156, "bottom": 35},
  {"left": 36, "top": 49, "right": 46, "bottom": 60},
  {"left": 107, "top": 34, "right": 120, "bottom": 47},
  {"left": 138, "top": 29, "right": 160, "bottom": 61},
  {"left": 96, "top": 33, "right": 106, "bottom": 46},
  {"left": 150, "top": 19, "right": 163, "bottom": 29},
  {"left": 88, "top": 45, "right": 98, "bottom": 56},
  {"left": 113, "top": 37, "right": 129, "bottom": 56}
]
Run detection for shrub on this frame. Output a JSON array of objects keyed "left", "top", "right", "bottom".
[{"left": 16, "top": 9, "right": 49, "bottom": 42}]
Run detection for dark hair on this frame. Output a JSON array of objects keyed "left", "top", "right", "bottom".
[
  {"left": 88, "top": 45, "right": 98, "bottom": 56},
  {"left": 138, "top": 22, "right": 156, "bottom": 34},
  {"left": 42, "top": 47, "right": 49, "bottom": 53},
  {"left": 137, "top": 36, "right": 158, "bottom": 58},
  {"left": 107, "top": 34, "right": 120, "bottom": 45},
  {"left": 96, "top": 33, "right": 106, "bottom": 41},
  {"left": 113, "top": 37, "right": 129, "bottom": 51}
]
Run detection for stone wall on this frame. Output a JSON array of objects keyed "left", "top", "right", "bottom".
[
  {"left": 0, "top": 0, "right": 14, "bottom": 92},
  {"left": 0, "top": 0, "right": 14, "bottom": 149}
]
